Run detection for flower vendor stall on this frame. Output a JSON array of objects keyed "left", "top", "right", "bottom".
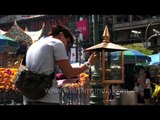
[{"left": 0, "top": 68, "right": 23, "bottom": 105}]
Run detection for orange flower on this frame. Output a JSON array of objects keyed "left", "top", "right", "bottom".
[
  {"left": 63, "top": 72, "right": 89, "bottom": 89},
  {"left": 0, "top": 68, "right": 18, "bottom": 91},
  {"left": 80, "top": 72, "right": 89, "bottom": 83}
]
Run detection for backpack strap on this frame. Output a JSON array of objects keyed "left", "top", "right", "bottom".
[
  {"left": 49, "top": 71, "right": 55, "bottom": 79},
  {"left": 49, "top": 66, "right": 57, "bottom": 79}
]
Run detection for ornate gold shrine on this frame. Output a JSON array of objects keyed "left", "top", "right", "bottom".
[{"left": 85, "top": 25, "right": 128, "bottom": 104}]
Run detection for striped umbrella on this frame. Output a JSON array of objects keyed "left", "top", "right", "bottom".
[{"left": 112, "top": 49, "right": 151, "bottom": 65}]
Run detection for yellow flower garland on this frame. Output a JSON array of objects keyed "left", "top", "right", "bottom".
[
  {"left": 64, "top": 72, "right": 89, "bottom": 88},
  {"left": 0, "top": 68, "right": 18, "bottom": 92}
]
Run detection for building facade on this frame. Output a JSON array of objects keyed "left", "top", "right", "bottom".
[
  {"left": 0, "top": 15, "right": 111, "bottom": 63},
  {"left": 112, "top": 15, "right": 160, "bottom": 53},
  {"left": 1, "top": 15, "right": 160, "bottom": 53}
]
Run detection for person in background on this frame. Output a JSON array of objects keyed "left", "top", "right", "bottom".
[
  {"left": 150, "top": 72, "right": 158, "bottom": 91},
  {"left": 154, "top": 72, "right": 160, "bottom": 104},
  {"left": 24, "top": 24, "right": 98, "bottom": 105},
  {"left": 157, "top": 72, "right": 160, "bottom": 85},
  {"left": 134, "top": 78, "right": 144, "bottom": 103},
  {"left": 143, "top": 70, "right": 152, "bottom": 105}
]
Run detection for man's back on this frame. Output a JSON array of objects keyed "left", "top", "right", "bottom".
[{"left": 24, "top": 36, "right": 68, "bottom": 104}]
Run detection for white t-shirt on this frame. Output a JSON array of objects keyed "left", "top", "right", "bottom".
[{"left": 24, "top": 36, "right": 68, "bottom": 104}]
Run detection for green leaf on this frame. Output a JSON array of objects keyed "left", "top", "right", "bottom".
[{"left": 122, "top": 43, "right": 153, "bottom": 56}]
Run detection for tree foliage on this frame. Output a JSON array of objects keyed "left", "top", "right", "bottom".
[{"left": 122, "top": 43, "right": 153, "bottom": 56}]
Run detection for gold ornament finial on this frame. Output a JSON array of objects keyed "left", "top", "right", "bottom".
[{"left": 103, "top": 25, "right": 110, "bottom": 43}]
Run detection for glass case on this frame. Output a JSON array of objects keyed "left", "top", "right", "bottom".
[{"left": 99, "top": 50, "right": 124, "bottom": 84}]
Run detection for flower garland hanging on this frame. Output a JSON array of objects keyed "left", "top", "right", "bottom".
[
  {"left": 63, "top": 72, "right": 89, "bottom": 88},
  {"left": 0, "top": 68, "right": 18, "bottom": 92}
]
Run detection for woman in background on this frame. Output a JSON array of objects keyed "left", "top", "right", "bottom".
[{"left": 143, "top": 70, "right": 152, "bottom": 105}]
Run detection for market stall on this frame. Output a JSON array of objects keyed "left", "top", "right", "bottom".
[
  {"left": 0, "top": 20, "right": 36, "bottom": 105},
  {"left": 0, "top": 68, "right": 22, "bottom": 105}
]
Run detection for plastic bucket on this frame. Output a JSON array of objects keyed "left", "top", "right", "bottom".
[{"left": 120, "top": 91, "right": 137, "bottom": 105}]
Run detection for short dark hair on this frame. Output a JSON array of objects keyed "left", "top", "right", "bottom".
[{"left": 48, "top": 24, "right": 74, "bottom": 44}]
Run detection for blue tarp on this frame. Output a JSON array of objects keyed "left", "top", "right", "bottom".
[{"left": 149, "top": 53, "right": 160, "bottom": 65}]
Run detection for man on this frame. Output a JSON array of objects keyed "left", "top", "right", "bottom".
[
  {"left": 24, "top": 25, "right": 98, "bottom": 105},
  {"left": 157, "top": 72, "right": 160, "bottom": 85}
]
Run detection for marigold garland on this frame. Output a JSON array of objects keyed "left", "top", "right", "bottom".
[
  {"left": 64, "top": 72, "right": 89, "bottom": 88},
  {"left": 0, "top": 68, "right": 19, "bottom": 92}
]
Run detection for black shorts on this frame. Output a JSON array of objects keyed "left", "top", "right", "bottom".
[{"left": 143, "top": 89, "right": 151, "bottom": 99}]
